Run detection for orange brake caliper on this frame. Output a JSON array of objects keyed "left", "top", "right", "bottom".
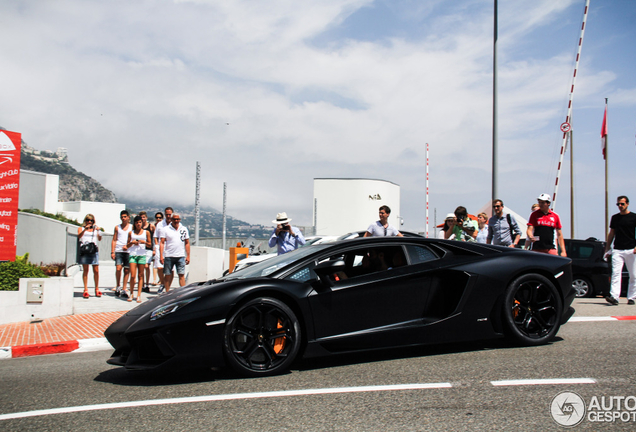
[{"left": 273, "top": 319, "right": 286, "bottom": 354}]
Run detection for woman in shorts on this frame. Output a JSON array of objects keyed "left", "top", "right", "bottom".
[
  {"left": 126, "top": 216, "right": 151, "bottom": 302},
  {"left": 78, "top": 214, "right": 102, "bottom": 298}
]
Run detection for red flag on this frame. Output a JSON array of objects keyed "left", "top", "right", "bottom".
[{"left": 601, "top": 104, "right": 608, "bottom": 159}]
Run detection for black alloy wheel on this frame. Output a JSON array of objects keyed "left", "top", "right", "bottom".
[
  {"left": 503, "top": 273, "right": 563, "bottom": 346},
  {"left": 572, "top": 277, "right": 593, "bottom": 298},
  {"left": 223, "top": 297, "right": 301, "bottom": 377}
]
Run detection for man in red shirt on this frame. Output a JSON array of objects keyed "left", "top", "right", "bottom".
[{"left": 526, "top": 193, "right": 567, "bottom": 257}]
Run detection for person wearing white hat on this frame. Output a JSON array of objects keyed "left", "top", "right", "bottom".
[
  {"left": 526, "top": 193, "right": 566, "bottom": 256},
  {"left": 268, "top": 212, "right": 306, "bottom": 255},
  {"left": 439, "top": 213, "right": 457, "bottom": 239}
]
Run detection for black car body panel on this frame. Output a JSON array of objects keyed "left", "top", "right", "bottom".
[{"left": 105, "top": 237, "right": 574, "bottom": 374}]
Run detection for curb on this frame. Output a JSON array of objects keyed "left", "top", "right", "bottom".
[
  {"left": 0, "top": 337, "right": 111, "bottom": 359},
  {"left": 1, "top": 315, "right": 634, "bottom": 360}
]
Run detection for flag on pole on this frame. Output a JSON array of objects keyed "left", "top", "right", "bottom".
[{"left": 601, "top": 104, "right": 608, "bottom": 159}]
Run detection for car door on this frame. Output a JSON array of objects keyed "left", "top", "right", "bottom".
[{"left": 303, "top": 243, "right": 440, "bottom": 348}]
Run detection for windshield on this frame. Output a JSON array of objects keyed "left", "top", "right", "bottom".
[
  {"left": 303, "top": 237, "right": 323, "bottom": 247},
  {"left": 222, "top": 244, "right": 329, "bottom": 280}
]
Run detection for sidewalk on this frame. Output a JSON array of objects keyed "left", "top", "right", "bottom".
[
  {"left": 1, "top": 295, "right": 635, "bottom": 360},
  {"left": 0, "top": 284, "right": 162, "bottom": 358}
]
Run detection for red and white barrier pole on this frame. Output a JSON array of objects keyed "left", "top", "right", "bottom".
[{"left": 552, "top": 0, "right": 590, "bottom": 210}]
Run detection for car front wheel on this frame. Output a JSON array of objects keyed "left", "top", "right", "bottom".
[
  {"left": 223, "top": 297, "right": 301, "bottom": 377},
  {"left": 503, "top": 273, "right": 563, "bottom": 346}
]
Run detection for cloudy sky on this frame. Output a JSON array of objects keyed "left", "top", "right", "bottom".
[{"left": 2, "top": 0, "right": 635, "bottom": 239}]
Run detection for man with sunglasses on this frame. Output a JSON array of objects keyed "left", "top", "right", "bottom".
[
  {"left": 159, "top": 213, "right": 190, "bottom": 292},
  {"left": 153, "top": 208, "right": 173, "bottom": 292},
  {"left": 364, "top": 205, "right": 404, "bottom": 237},
  {"left": 526, "top": 193, "right": 566, "bottom": 257},
  {"left": 487, "top": 199, "right": 521, "bottom": 247},
  {"left": 604, "top": 196, "right": 636, "bottom": 305}
]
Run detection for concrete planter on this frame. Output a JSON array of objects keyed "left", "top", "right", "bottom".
[{"left": 0, "top": 277, "right": 74, "bottom": 325}]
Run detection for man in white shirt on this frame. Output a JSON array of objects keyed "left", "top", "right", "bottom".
[
  {"left": 160, "top": 213, "right": 190, "bottom": 293},
  {"left": 153, "top": 207, "right": 173, "bottom": 292}
]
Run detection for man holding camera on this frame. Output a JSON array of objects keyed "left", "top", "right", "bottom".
[
  {"left": 269, "top": 212, "right": 306, "bottom": 255},
  {"left": 452, "top": 206, "right": 478, "bottom": 242}
]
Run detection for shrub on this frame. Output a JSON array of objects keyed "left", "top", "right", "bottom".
[
  {"left": 0, "top": 255, "right": 48, "bottom": 291},
  {"left": 19, "top": 208, "right": 81, "bottom": 226},
  {"left": 39, "top": 262, "right": 66, "bottom": 276}
]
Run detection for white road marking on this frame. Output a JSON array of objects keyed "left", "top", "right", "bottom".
[
  {"left": 0, "top": 383, "right": 452, "bottom": 421},
  {"left": 569, "top": 316, "right": 617, "bottom": 322},
  {"left": 491, "top": 378, "right": 596, "bottom": 386},
  {"left": 75, "top": 338, "right": 111, "bottom": 353},
  {"left": 0, "top": 348, "right": 11, "bottom": 359}
]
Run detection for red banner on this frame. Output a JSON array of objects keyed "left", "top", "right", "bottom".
[{"left": 0, "top": 130, "right": 22, "bottom": 261}]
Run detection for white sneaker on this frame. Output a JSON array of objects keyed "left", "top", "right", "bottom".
[
  {"left": 121, "top": 289, "right": 129, "bottom": 298},
  {"left": 115, "top": 286, "right": 122, "bottom": 297}
]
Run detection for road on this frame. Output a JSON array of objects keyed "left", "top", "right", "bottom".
[{"left": 0, "top": 319, "right": 634, "bottom": 431}]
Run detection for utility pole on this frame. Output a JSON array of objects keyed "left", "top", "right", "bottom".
[
  {"left": 222, "top": 182, "right": 227, "bottom": 250},
  {"left": 492, "top": 0, "right": 498, "bottom": 205}
]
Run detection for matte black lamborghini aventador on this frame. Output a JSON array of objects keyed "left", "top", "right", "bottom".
[{"left": 105, "top": 237, "right": 575, "bottom": 377}]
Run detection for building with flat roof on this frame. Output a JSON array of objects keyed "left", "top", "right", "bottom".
[
  {"left": 18, "top": 170, "right": 124, "bottom": 234},
  {"left": 313, "top": 178, "right": 401, "bottom": 236}
]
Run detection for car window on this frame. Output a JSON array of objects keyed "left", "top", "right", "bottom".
[
  {"left": 283, "top": 244, "right": 437, "bottom": 284},
  {"left": 404, "top": 245, "right": 439, "bottom": 264},
  {"left": 331, "top": 246, "right": 407, "bottom": 281},
  {"left": 222, "top": 245, "right": 329, "bottom": 280},
  {"left": 287, "top": 266, "right": 315, "bottom": 283},
  {"left": 567, "top": 244, "right": 594, "bottom": 259}
]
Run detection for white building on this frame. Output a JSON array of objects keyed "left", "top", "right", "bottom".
[
  {"left": 18, "top": 170, "right": 125, "bottom": 234},
  {"left": 18, "top": 170, "right": 59, "bottom": 214},
  {"left": 313, "top": 178, "right": 401, "bottom": 236}
]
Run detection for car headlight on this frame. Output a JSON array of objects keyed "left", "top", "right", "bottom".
[{"left": 150, "top": 297, "right": 200, "bottom": 321}]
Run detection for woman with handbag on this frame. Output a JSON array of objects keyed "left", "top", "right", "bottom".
[{"left": 78, "top": 214, "right": 102, "bottom": 298}]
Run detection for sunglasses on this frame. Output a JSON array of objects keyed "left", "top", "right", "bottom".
[
  {"left": 617, "top": 203, "right": 627, "bottom": 206},
  {"left": 172, "top": 218, "right": 181, "bottom": 221},
  {"left": 493, "top": 205, "right": 502, "bottom": 209},
  {"left": 86, "top": 219, "right": 94, "bottom": 222}
]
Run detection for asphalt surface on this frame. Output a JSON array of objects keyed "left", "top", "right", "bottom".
[{"left": 0, "top": 298, "right": 635, "bottom": 431}]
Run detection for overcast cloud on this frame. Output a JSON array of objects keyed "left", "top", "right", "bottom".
[{"left": 2, "top": 0, "right": 635, "bottom": 239}]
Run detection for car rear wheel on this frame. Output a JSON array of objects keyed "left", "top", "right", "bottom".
[
  {"left": 572, "top": 277, "right": 593, "bottom": 298},
  {"left": 503, "top": 273, "right": 562, "bottom": 346},
  {"left": 223, "top": 297, "right": 301, "bottom": 377}
]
